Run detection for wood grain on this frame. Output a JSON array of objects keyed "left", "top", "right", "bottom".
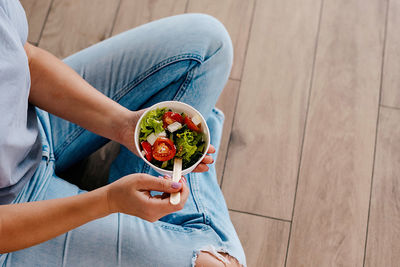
[
  {"left": 215, "top": 79, "right": 240, "bottom": 185},
  {"left": 20, "top": 0, "right": 53, "bottom": 44},
  {"left": 286, "top": 0, "right": 385, "bottom": 266},
  {"left": 365, "top": 107, "right": 400, "bottom": 266},
  {"left": 221, "top": 0, "right": 321, "bottom": 220},
  {"left": 230, "top": 211, "right": 290, "bottom": 267},
  {"left": 381, "top": 0, "right": 400, "bottom": 108},
  {"left": 39, "top": 0, "right": 120, "bottom": 58},
  {"left": 112, "top": 0, "right": 186, "bottom": 36},
  {"left": 187, "top": 0, "right": 255, "bottom": 80}
]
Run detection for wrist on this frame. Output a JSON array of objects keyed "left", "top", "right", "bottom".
[
  {"left": 117, "top": 110, "right": 142, "bottom": 151},
  {"left": 111, "top": 108, "right": 134, "bottom": 144},
  {"left": 94, "top": 185, "right": 114, "bottom": 216}
]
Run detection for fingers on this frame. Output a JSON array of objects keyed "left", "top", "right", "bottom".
[
  {"left": 192, "top": 145, "right": 215, "bottom": 173},
  {"left": 201, "top": 155, "right": 214, "bottom": 164},
  {"left": 207, "top": 144, "right": 216, "bottom": 154},
  {"left": 193, "top": 163, "right": 209, "bottom": 173},
  {"left": 145, "top": 176, "right": 189, "bottom": 218},
  {"left": 179, "top": 176, "right": 189, "bottom": 204},
  {"left": 136, "top": 174, "right": 182, "bottom": 193}
]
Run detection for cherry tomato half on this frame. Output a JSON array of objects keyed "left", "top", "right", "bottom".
[
  {"left": 184, "top": 116, "right": 200, "bottom": 132},
  {"left": 163, "top": 111, "right": 183, "bottom": 126},
  {"left": 152, "top": 137, "right": 176, "bottom": 161},
  {"left": 141, "top": 141, "right": 153, "bottom": 162}
]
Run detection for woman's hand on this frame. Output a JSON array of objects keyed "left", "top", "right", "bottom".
[
  {"left": 118, "top": 110, "right": 217, "bottom": 173},
  {"left": 106, "top": 174, "right": 188, "bottom": 222},
  {"left": 192, "top": 145, "right": 216, "bottom": 172}
]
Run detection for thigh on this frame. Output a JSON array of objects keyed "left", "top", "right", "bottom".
[{"left": 51, "top": 13, "right": 232, "bottom": 173}]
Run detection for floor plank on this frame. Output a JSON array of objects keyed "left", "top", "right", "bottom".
[
  {"left": 112, "top": 0, "right": 186, "bottom": 36},
  {"left": 20, "top": 0, "right": 53, "bottom": 44},
  {"left": 186, "top": 0, "right": 255, "bottom": 80},
  {"left": 381, "top": 0, "right": 400, "bottom": 108},
  {"left": 215, "top": 79, "right": 240, "bottom": 185},
  {"left": 221, "top": 0, "right": 321, "bottom": 220},
  {"left": 230, "top": 211, "right": 290, "bottom": 267},
  {"left": 39, "top": 0, "right": 120, "bottom": 58},
  {"left": 365, "top": 107, "right": 400, "bottom": 266},
  {"left": 286, "top": 0, "right": 385, "bottom": 266}
]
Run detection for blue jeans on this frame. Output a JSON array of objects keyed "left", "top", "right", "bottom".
[{"left": 1, "top": 14, "right": 246, "bottom": 266}]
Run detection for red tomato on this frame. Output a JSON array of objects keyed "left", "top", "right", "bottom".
[
  {"left": 184, "top": 116, "right": 200, "bottom": 132},
  {"left": 163, "top": 111, "right": 183, "bottom": 126},
  {"left": 152, "top": 137, "right": 176, "bottom": 161},
  {"left": 141, "top": 141, "right": 153, "bottom": 161}
]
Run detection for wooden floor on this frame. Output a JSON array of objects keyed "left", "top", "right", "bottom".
[{"left": 21, "top": 0, "right": 400, "bottom": 266}]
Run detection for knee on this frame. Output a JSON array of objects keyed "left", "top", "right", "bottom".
[
  {"left": 183, "top": 13, "right": 233, "bottom": 68},
  {"left": 195, "top": 251, "right": 242, "bottom": 267}
]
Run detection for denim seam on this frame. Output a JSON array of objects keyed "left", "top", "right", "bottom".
[
  {"left": 61, "top": 231, "right": 70, "bottom": 267},
  {"left": 158, "top": 223, "right": 195, "bottom": 233},
  {"left": 31, "top": 162, "right": 54, "bottom": 202},
  {"left": 188, "top": 173, "right": 201, "bottom": 213},
  {"left": 112, "top": 53, "right": 203, "bottom": 103},
  {"left": 172, "top": 61, "right": 197, "bottom": 102},
  {"left": 191, "top": 172, "right": 211, "bottom": 226},
  {"left": 117, "top": 213, "right": 122, "bottom": 267},
  {"left": 157, "top": 221, "right": 212, "bottom": 233},
  {"left": 141, "top": 161, "right": 150, "bottom": 173},
  {"left": 54, "top": 127, "right": 86, "bottom": 159},
  {"left": 54, "top": 53, "right": 203, "bottom": 158}
]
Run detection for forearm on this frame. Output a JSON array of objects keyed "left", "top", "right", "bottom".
[
  {"left": 0, "top": 186, "right": 110, "bottom": 253},
  {"left": 25, "top": 43, "right": 130, "bottom": 143}
]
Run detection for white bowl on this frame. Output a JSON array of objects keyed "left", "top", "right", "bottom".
[{"left": 134, "top": 101, "right": 210, "bottom": 176}]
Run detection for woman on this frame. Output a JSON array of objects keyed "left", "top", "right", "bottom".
[{"left": 0, "top": 0, "right": 245, "bottom": 266}]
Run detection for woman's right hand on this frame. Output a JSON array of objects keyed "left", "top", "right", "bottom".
[{"left": 106, "top": 174, "right": 188, "bottom": 222}]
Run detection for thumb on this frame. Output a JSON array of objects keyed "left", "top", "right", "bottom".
[{"left": 137, "top": 174, "right": 182, "bottom": 193}]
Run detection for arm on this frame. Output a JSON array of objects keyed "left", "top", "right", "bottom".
[
  {"left": 0, "top": 174, "right": 187, "bottom": 253},
  {"left": 25, "top": 42, "right": 135, "bottom": 151},
  {"left": 0, "top": 186, "right": 109, "bottom": 252}
]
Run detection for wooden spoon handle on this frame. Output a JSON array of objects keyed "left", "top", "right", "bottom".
[{"left": 170, "top": 158, "right": 182, "bottom": 205}]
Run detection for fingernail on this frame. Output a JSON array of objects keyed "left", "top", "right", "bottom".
[
  {"left": 171, "top": 182, "right": 182, "bottom": 189},
  {"left": 164, "top": 175, "right": 171, "bottom": 180},
  {"left": 166, "top": 174, "right": 172, "bottom": 178}
]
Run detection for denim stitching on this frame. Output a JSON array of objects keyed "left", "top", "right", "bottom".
[
  {"left": 54, "top": 53, "right": 203, "bottom": 159},
  {"left": 54, "top": 127, "right": 85, "bottom": 157},
  {"left": 158, "top": 223, "right": 195, "bottom": 233},
  {"left": 112, "top": 53, "right": 203, "bottom": 103},
  {"left": 191, "top": 173, "right": 211, "bottom": 225},
  {"left": 157, "top": 221, "right": 212, "bottom": 233},
  {"left": 172, "top": 62, "right": 197, "bottom": 102},
  {"left": 141, "top": 162, "right": 150, "bottom": 174}
]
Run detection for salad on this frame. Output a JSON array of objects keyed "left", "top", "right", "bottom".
[{"left": 139, "top": 107, "right": 206, "bottom": 170}]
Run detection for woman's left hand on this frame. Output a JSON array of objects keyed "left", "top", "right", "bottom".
[{"left": 118, "top": 110, "right": 216, "bottom": 173}]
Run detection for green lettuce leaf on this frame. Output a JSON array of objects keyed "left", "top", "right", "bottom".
[
  {"left": 175, "top": 129, "right": 203, "bottom": 162},
  {"left": 139, "top": 108, "right": 166, "bottom": 141}
]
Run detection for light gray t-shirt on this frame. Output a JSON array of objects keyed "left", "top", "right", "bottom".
[{"left": 0, "top": 0, "right": 41, "bottom": 204}]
